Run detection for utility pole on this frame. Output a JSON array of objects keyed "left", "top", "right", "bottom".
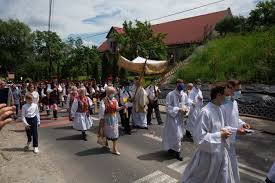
[{"left": 48, "top": 0, "right": 53, "bottom": 79}]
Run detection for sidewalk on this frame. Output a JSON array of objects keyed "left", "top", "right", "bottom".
[
  {"left": 159, "top": 105, "right": 275, "bottom": 134},
  {"left": 0, "top": 124, "right": 65, "bottom": 183}
]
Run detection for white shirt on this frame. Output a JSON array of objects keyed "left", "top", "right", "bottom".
[
  {"left": 21, "top": 103, "right": 40, "bottom": 126},
  {"left": 119, "top": 89, "right": 133, "bottom": 107},
  {"left": 27, "top": 91, "right": 39, "bottom": 104},
  {"left": 146, "top": 85, "right": 160, "bottom": 101}
]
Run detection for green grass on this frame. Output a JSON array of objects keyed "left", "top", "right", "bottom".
[{"left": 174, "top": 27, "right": 275, "bottom": 83}]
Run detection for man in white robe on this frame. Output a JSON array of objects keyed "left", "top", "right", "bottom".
[
  {"left": 266, "top": 162, "right": 275, "bottom": 183},
  {"left": 181, "top": 85, "right": 235, "bottom": 183},
  {"left": 186, "top": 79, "right": 203, "bottom": 136},
  {"left": 131, "top": 76, "right": 149, "bottom": 129},
  {"left": 162, "top": 79, "right": 189, "bottom": 161},
  {"left": 221, "top": 80, "right": 250, "bottom": 183}
]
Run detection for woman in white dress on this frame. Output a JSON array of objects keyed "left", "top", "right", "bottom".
[{"left": 71, "top": 87, "right": 93, "bottom": 141}]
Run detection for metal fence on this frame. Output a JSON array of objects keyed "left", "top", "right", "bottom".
[{"left": 158, "top": 99, "right": 275, "bottom": 121}]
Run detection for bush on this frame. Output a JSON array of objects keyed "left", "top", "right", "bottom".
[{"left": 174, "top": 27, "right": 275, "bottom": 83}]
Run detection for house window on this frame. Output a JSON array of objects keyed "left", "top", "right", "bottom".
[{"left": 110, "top": 41, "right": 117, "bottom": 52}]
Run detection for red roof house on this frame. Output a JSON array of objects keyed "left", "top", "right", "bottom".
[{"left": 97, "top": 8, "right": 232, "bottom": 53}]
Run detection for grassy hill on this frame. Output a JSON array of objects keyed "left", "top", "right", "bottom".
[{"left": 174, "top": 27, "right": 275, "bottom": 83}]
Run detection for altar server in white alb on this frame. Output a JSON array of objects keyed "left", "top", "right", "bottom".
[
  {"left": 186, "top": 79, "right": 203, "bottom": 135},
  {"left": 221, "top": 80, "right": 251, "bottom": 183},
  {"left": 180, "top": 85, "right": 235, "bottom": 183},
  {"left": 162, "top": 79, "right": 189, "bottom": 161},
  {"left": 131, "top": 76, "right": 149, "bottom": 129},
  {"left": 266, "top": 162, "right": 275, "bottom": 183},
  {"left": 71, "top": 87, "right": 93, "bottom": 141}
]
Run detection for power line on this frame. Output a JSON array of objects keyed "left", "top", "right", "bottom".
[
  {"left": 78, "top": 0, "right": 226, "bottom": 39},
  {"left": 73, "top": 31, "right": 109, "bottom": 40},
  {"left": 149, "top": 0, "right": 225, "bottom": 22}
]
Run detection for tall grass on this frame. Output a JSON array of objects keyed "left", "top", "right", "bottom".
[{"left": 174, "top": 27, "right": 275, "bottom": 83}]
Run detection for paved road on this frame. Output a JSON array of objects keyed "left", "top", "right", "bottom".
[{"left": 35, "top": 112, "right": 274, "bottom": 183}]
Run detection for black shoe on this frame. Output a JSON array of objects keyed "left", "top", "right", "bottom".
[
  {"left": 168, "top": 149, "right": 176, "bottom": 155},
  {"left": 158, "top": 122, "right": 163, "bottom": 125},
  {"left": 176, "top": 152, "right": 183, "bottom": 161},
  {"left": 82, "top": 132, "right": 87, "bottom": 141},
  {"left": 147, "top": 122, "right": 153, "bottom": 125}
]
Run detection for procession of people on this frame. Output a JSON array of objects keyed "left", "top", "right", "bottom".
[{"left": 1, "top": 75, "right": 264, "bottom": 183}]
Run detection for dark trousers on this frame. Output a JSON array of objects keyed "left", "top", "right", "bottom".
[
  {"left": 15, "top": 104, "right": 19, "bottom": 116},
  {"left": 25, "top": 116, "right": 38, "bottom": 147},
  {"left": 186, "top": 130, "right": 192, "bottom": 138},
  {"left": 147, "top": 100, "right": 162, "bottom": 124},
  {"left": 120, "top": 107, "right": 132, "bottom": 132}
]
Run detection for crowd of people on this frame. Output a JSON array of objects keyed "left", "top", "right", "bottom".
[{"left": 0, "top": 77, "right": 274, "bottom": 183}]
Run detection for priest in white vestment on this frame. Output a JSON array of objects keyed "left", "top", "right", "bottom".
[
  {"left": 181, "top": 85, "right": 235, "bottom": 183},
  {"left": 131, "top": 76, "right": 149, "bottom": 129},
  {"left": 162, "top": 79, "right": 189, "bottom": 161},
  {"left": 221, "top": 80, "right": 251, "bottom": 183},
  {"left": 186, "top": 79, "right": 203, "bottom": 135}
]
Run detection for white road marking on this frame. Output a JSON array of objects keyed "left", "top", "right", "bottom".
[
  {"left": 132, "top": 170, "right": 177, "bottom": 183},
  {"left": 167, "top": 157, "right": 190, "bottom": 174},
  {"left": 239, "top": 168, "right": 266, "bottom": 181},
  {"left": 91, "top": 116, "right": 99, "bottom": 121},
  {"left": 142, "top": 134, "right": 162, "bottom": 142},
  {"left": 143, "top": 132, "right": 268, "bottom": 181},
  {"left": 238, "top": 163, "right": 267, "bottom": 176}
]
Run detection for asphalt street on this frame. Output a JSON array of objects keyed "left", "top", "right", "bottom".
[{"left": 37, "top": 112, "right": 274, "bottom": 183}]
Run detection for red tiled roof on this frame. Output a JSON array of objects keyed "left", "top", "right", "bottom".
[
  {"left": 97, "top": 40, "right": 108, "bottom": 52},
  {"left": 113, "top": 27, "right": 124, "bottom": 34},
  {"left": 97, "top": 9, "right": 231, "bottom": 52}
]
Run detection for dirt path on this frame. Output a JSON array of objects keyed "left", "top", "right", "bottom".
[{"left": 0, "top": 123, "right": 65, "bottom": 183}]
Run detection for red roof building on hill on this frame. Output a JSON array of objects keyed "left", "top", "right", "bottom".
[{"left": 97, "top": 8, "right": 232, "bottom": 53}]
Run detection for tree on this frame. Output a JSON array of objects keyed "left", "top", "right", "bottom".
[
  {"left": 248, "top": 0, "right": 275, "bottom": 27},
  {"left": 0, "top": 19, "right": 33, "bottom": 76},
  {"left": 32, "top": 30, "right": 63, "bottom": 78},
  {"left": 215, "top": 16, "right": 247, "bottom": 35},
  {"left": 0, "top": 19, "right": 101, "bottom": 81},
  {"left": 112, "top": 20, "right": 167, "bottom": 60}
]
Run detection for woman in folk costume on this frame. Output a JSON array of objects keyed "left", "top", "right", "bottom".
[
  {"left": 66, "top": 86, "right": 78, "bottom": 121},
  {"left": 71, "top": 87, "right": 93, "bottom": 141},
  {"left": 99, "top": 86, "right": 125, "bottom": 155},
  {"left": 49, "top": 83, "right": 60, "bottom": 120}
]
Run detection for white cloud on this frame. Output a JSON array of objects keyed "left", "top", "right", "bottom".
[{"left": 0, "top": 0, "right": 261, "bottom": 45}]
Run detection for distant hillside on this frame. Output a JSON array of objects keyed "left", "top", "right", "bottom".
[{"left": 174, "top": 27, "right": 275, "bottom": 83}]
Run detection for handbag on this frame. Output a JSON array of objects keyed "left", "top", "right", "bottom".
[{"left": 97, "top": 119, "right": 107, "bottom": 146}]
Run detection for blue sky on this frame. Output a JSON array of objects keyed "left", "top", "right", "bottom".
[{"left": 0, "top": 0, "right": 261, "bottom": 46}]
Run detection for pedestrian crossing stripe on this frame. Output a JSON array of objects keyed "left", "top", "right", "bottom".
[
  {"left": 167, "top": 157, "right": 190, "bottom": 174},
  {"left": 132, "top": 170, "right": 177, "bottom": 183},
  {"left": 238, "top": 163, "right": 266, "bottom": 181},
  {"left": 142, "top": 133, "right": 162, "bottom": 142}
]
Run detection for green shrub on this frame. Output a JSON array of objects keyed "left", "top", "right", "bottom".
[{"left": 174, "top": 27, "right": 275, "bottom": 83}]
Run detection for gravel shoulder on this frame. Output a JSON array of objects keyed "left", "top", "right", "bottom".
[{"left": 0, "top": 123, "right": 65, "bottom": 183}]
